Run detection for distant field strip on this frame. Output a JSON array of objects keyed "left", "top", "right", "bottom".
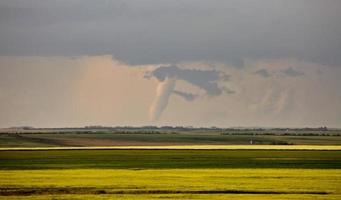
[
  {"left": 1, "top": 149, "right": 340, "bottom": 169},
  {"left": 1, "top": 145, "right": 341, "bottom": 151}
]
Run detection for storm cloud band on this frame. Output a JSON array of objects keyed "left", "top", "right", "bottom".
[{"left": 0, "top": 0, "right": 340, "bottom": 66}]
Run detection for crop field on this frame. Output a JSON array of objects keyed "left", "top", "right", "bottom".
[
  {"left": 1, "top": 169, "right": 340, "bottom": 200},
  {"left": 1, "top": 128, "right": 340, "bottom": 200},
  {"left": 1, "top": 132, "right": 341, "bottom": 147},
  {"left": 1, "top": 148, "right": 341, "bottom": 199},
  {"left": 1, "top": 149, "right": 341, "bottom": 169}
]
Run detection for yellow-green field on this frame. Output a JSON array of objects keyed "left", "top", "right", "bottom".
[
  {"left": 1, "top": 169, "right": 340, "bottom": 200},
  {"left": 1, "top": 146, "right": 340, "bottom": 199},
  {"left": 1, "top": 144, "right": 341, "bottom": 150}
]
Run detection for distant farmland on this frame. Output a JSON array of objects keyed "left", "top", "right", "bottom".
[
  {"left": 1, "top": 129, "right": 341, "bottom": 147},
  {"left": 1, "top": 130, "right": 340, "bottom": 199},
  {"left": 1, "top": 149, "right": 340, "bottom": 169}
]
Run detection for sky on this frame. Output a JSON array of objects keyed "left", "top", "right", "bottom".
[{"left": 0, "top": 0, "right": 340, "bottom": 128}]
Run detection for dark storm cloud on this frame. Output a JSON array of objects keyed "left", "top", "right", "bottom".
[
  {"left": 282, "top": 67, "right": 304, "bottom": 77},
  {"left": 149, "top": 65, "right": 228, "bottom": 96},
  {"left": 254, "top": 69, "right": 271, "bottom": 78},
  {"left": 173, "top": 90, "right": 198, "bottom": 101},
  {"left": 0, "top": 0, "right": 341, "bottom": 66}
]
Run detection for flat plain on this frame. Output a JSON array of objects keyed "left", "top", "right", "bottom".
[
  {"left": 0, "top": 131, "right": 340, "bottom": 199},
  {"left": 1, "top": 168, "right": 340, "bottom": 200},
  {"left": 0, "top": 148, "right": 341, "bottom": 199}
]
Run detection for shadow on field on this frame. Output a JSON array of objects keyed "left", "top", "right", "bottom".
[{"left": 0, "top": 187, "right": 330, "bottom": 196}]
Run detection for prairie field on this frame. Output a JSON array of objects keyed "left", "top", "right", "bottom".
[
  {"left": 1, "top": 126, "right": 340, "bottom": 200},
  {"left": 0, "top": 169, "right": 340, "bottom": 200},
  {"left": 1, "top": 132, "right": 341, "bottom": 147},
  {"left": 0, "top": 148, "right": 340, "bottom": 199},
  {"left": 1, "top": 149, "right": 341, "bottom": 169}
]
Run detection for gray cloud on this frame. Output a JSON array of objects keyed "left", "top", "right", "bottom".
[
  {"left": 149, "top": 65, "right": 227, "bottom": 96},
  {"left": 0, "top": 0, "right": 340, "bottom": 66},
  {"left": 173, "top": 90, "right": 198, "bottom": 101},
  {"left": 254, "top": 69, "right": 271, "bottom": 78},
  {"left": 282, "top": 67, "right": 304, "bottom": 77}
]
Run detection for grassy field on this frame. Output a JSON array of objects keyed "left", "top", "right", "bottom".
[
  {"left": 1, "top": 144, "right": 341, "bottom": 150},
  {"left": 1, "top": 132, "right": 340, "bottom": 199},
  {"left": 1, "top": 132, "right": 341, "bottom": 147},
  {"left": 0, "top": 148, "right": 341, "bottom": 199},
  {"left": 1, "top": 149, "right": 341, "bottom": 169},
  {"left": 0, "top": 169, "right": 340, "bottom": 200}
]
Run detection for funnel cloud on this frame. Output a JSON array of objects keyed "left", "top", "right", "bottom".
[
  {"left": 149, "top": 77, "right": 176, "bottom": 121},
  {"left": 147, "top": 65, "right": 232, "bottom": 120}
]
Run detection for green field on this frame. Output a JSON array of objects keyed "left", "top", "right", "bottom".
[
  {"left": 1, "top": 131, "right": 340, "bottom": 199},
  {"left": 1, "top": 149, "right": 341, "bottom": 169},
  {"left": 1, "top": 132, "right": 341, "bottom": 147},
  {"left": 0, "top": 148, "right": 341, "bottom": 199}
]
